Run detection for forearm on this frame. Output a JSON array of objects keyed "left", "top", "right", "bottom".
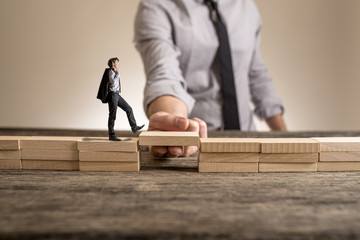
[
  {"left": 265, "top": 114, "right": 287, "bottom": 131},
  {"left": 147, "top": 95, "right": 188, "bottom": 118}
]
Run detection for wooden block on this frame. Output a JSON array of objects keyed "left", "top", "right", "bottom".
[
  {"left": 200, "top": 138, "right": 260, "bottom": 153},
  {"left": 79, "top": 151, "right": 139, "bottom": 162},
  {"left": 198, "top": 162, "right": 258, "bottom": 173},
  {"left": 0, "top": 137, "right": 20, "bottom": 150},
  {"left": 78, "top": 138, "right": 138, "bottom": 152},
  {"left": 259, "top": 163, "right": 317, "bottom": 172},
  {"left": 21, "top": 137, "right": 81, "bottom": 151},
  {"left": 22, "top": 160, "right": 79, "bottom": 170},
  {"left": 139, "top": 131, "right": 199, "bottom": 146},
  {"left": 319, "top": 152, "right": 360, "bottom": 162},
  {"left": 79, "top": 161, "right": 140, "bottom": 172},
  {"left": 0, "top": 159, "right": 22, "bottom": 170},
  {"left": 21, "top": 150, "right": 78, "bottom": 160},
  {"left": 198, "top": 152, "right": 259, "bottom": 163},
  {"left": 259, "top": 153, "right": 318, "bottom": 163},
  {"left": 0, "top": 150, "right": 21, "bottom": 160},
  {"left": 317, "top": 162, "right": 360, "bottom": 172},
  {"left": 312, "top": 137, "right": 360, "bottom": 152},
  {"left": 260, "top": 138, "right": 320, "bottom": 153}
]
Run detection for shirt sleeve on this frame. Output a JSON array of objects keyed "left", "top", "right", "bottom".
[
  {"left": 134, "top": 0, "right": 195, "bottom": 115},
  {"left": 249, "top": 21, "right": 285, "bottom": 120}
]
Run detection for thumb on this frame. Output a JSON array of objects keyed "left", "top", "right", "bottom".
[{"left": 148, "top": 112, "right": 189, "bottom": 131}]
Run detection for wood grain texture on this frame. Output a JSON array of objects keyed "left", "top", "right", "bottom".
[
  {"left": 22, "top": 160, "right": 79, "bottom": 170},
  {"left": 79, "top": 161, "right": 140, "bottom": 172},
  {"left": 1, "top": 170, "right": 360, "bottom": 239},
  {"left": 78, "top": 137, "right": 139, "bottom": 152},
  {"left": 260, "top": 138, "right": 320, "bottom": 153},
  {"left": 259, "top": 153, "right": 319, "bottom": 163},
  {"left": 198, "top": 152, "right": 259, "bottom": 163},
  {"left": 21, "top": 137, "right": 82, "bottom": 151},
  {"left": 200, "top": 138, "right": 260, "bottom": 153},
  {"left": 21, "top": 150, "right": 79, "bottom": 161},
  {"left": 2, "top": 130, "right": 360, "bottom": 239},
  {"left": 79, "top": 151, "right": 139, "bottom": 162},
  {"left": 259, "top": 163, "right": 318, "bottom": 172},
  {"left": 0, "top": 137, "right": 20, "bottom": 150},
  {"left": 313, "top": 137, "right": 360, "bottom": 152},
  {"left": 319, "top": 152, "right": 360, "bottom": 162},
  {"left": 198, "top": 162, "right": 258, "bottom": 173},
  {"left": 0, "top": 150, "right": 21, "bottom": 160},
  {"left": 139, "top": 131, "right": 199, "bottom": 146},
  {"left": 317, "top": 162, "right": 360, "bottom": 172},
  {"left": 0, "top": 159, "right": 22, "bottom": 169}
]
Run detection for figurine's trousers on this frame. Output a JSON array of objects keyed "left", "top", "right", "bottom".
[{"left": 108, "top": 92, "right": 137, "bottom": 136}]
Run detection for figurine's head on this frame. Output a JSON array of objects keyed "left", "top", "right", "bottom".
[{"left": 108, "top": 57, "right": 119, "bottom": 69}]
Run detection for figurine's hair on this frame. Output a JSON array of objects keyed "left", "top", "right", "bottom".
[{"left": 108, "top": 57, "right": 119, "bottom": 68}]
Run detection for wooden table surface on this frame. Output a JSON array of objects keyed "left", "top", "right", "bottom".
[{"left": 1, "top": 129, "right": 360, "bottom": 240}]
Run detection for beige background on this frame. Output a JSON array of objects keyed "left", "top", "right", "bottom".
[{"left": 0, "top": 0, "right": 359, "bottom": 131}]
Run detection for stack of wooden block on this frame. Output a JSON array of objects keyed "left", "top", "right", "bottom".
[
  {"left": 78, "top": 138, "right": 140, "bottom": 172},
  {"left": 0, "top": 136, "right": 22, "bottom": 170},
  {"left": 314, "top": 137, "right": 360, "bottom": 172},
  {"left": 259, "top": 138, "right": 320, "bottom": 172},
  {"left": 21, "top": 137, "right": 80, "bottom": 171},
  {"left": 198, "top": 138, "right": 260, "bottom": 172}
]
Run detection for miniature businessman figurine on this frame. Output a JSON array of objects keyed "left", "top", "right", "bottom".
[{"left": 97, "top": 57, "right": 144, "bottom": 141}]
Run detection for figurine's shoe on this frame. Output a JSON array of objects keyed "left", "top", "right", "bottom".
[
  {"left": 109, "top": 135, "right": 121, "bottom": 141},
  {"left": 132, "top": 124, "right": 145, "bottom": 134}
]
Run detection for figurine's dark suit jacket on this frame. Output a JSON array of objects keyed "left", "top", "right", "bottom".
[{"left": 97, "top": 68, "right": 111, "bottom": 103}]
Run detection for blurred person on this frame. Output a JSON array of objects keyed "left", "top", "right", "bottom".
[{"left": 134, "top": 0, "right": 286, "bottom": 156}]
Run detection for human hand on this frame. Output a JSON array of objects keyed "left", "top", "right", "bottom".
[
  {"left": 113, "top": 67, "right": 119, "bottom": 74},
  {"left": 148, "top": 111, "right": 207, "bottom": 157}
]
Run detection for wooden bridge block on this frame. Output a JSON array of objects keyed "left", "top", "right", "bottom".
[
  {"left": 0, "top": 159, "right": 22, "bottom": 170},
  {"left": 317, "top": 162, "right": 360, "bottom": 172},
  {"left": 79, "top": 151, "right": 139, "bottom": 162},
  {"left": 259, "top": 153, "right": 319, "bottom": 163},
  {"left": 198, "top": 162, "right": 258, "bottom": 173},
  {"left": 78, "top": 137, "right": 139, "bottom": 152},
  {"left": 0, "top": 137, "right": 21, "bottom": 150},
  {"left": 199, "top": 152, "right": 259, "bottom": 163},
  {"left": 79, "top": 161, "right": 140, "bottom": 172},
  {"left": 139, "top": 131, "right": 199, "bottom": 146},
  {"left": 319, "top": 152, "right": 360, "bottom": 162},
  {"left": 21, "top": 137, "right": 81, "bottom": 151},
  {"left": 260, "top": 138, "right": 320, "bottom": 153},
  {"left": 200, "top": 138, "right": 260, "bottom": 153},
  {"left": 259, "top": 163, "right": 317, "bottom": 172},
  {"left": 22, "top": 150, "right": 79, "bottom": 161},
  {"left": 22, "top": 160, "right": 79, "bottom": 170},
  {"left": 313, "top": 137, "right": 360, "bottom": 152},
  {"left": 0, "top": 150, "right": 21, "bottom": 160}
]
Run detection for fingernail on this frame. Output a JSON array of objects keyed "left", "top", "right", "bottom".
[{"left": 176, "top": 118, "right": 187, "bottom": 129}]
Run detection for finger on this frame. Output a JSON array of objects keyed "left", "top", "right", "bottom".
[
  {"left": 149, "top": 146, "right": 168, "bottom": 157},
  {"left": 192, "top": 117, "right": 208, "bottom": 138},
  {"left": 184, "top": 119, "right": 200, "bottom": 157},
  {"left": 148, "top": 112, "right": 189, "bottom": 131},
  {"left": 167, "top": 146, "right": 184, "bottom": 157}
]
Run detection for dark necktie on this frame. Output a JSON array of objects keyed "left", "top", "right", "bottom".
[{"left": 205, "top": 0, "right": 241, "bottom": 130}]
